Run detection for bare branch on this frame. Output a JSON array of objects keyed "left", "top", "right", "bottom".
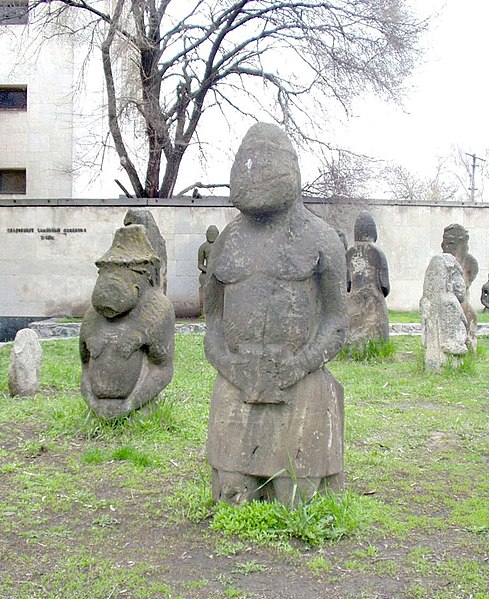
[
  {"left": 175, "top": 181, "right": 230, "bottom": 196},
  {"left": 27, "top": 0, "right": 426, "bottom": 197}
]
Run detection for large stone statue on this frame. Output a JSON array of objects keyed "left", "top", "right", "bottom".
[
  {"left": 80, "top": 224, "right": 175, "bottom": 419},
  {"left": 346, "top": 210, "right": 390, "bottom": 344},
  {"left": 198, "top": 225, "right": 219, "bottom": 314},
  {"left": 481, "top": 274, "right": 489, "bottom": 313},
  {"left": 205, "top": 122, "right": 347, "bottom": 506},
  {"left": 124, "top": 208, "right": 168, "bottom": 294},
  {"left": 441, "top": 224, "right": 479, "bottom": 350},
  {"left": 420, "top": 253, "right": 468, "bottom": 370}
]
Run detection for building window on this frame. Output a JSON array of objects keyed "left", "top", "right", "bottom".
[
  {"left": 0, "top": 169, "right": 26, "bottom": 194},
  {"left": 0, "top": 0, "right": 28, "bottom": 24},
  {"left": 0, "top": 86, "right": 27, "bottom": 110}
]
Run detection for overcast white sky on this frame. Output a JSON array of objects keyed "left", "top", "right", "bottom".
[{"left": 336, "top": 0, "right": 489, "bottom": 179}]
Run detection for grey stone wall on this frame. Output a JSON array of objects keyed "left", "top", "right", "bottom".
[{"left": 0, "top": 198, "right": 488, "bottom": 326}]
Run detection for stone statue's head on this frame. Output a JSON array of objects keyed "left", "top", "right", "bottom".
[
  {"left": 123, "top": 208, "right": 158, "bottom": 230},
  {"left": 441, "top": 223, "right": 469, "bottom": 259},
  {"left": 92, "top": 225, "right": 160, "bottom": 319},
  {"left": 354, "top": 210, "right": 377, "bottom": 242},
  {"left": 230, "top": 122, "right": 301, "bottom": 218},
  {"left": 481, "top": 275, "right": 489, "bottom": 308},
  {"left": 206, "top": 225, "right": 219, "bottom": 243}
]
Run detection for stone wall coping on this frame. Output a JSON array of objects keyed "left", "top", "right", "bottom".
[
  {"left": 1, "top": 196, "right": 488, "bottom": 209},
  {"left": 25, "top": 319, "right": 489, "bottom": 339}
]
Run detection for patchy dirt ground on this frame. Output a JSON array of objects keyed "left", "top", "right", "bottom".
[{"left": 0, "top": 420, "right": 487, "bottom": 599}]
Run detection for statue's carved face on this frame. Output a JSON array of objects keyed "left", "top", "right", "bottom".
[
  {"left": 206, "top": 226, "right": 219, "bottom": 243},
  {"left": 92, "top": 265, "right": 148, "bottom": 319},
  {"left": 442, "top": 230, "right": 468, "bottom": 259},
  {"left": 230, "top": 124, "right": 300, "bottom": 218}
]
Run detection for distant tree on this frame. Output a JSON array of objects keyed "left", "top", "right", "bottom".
[
  {"left": 382, "top": 159, "right": 459, "bottom": 203},
  {"left": 302, "top": 149, "right": 381, "bottom": 199},
  {"left": 29, "top": 0, "right": 426, "bottom": 198}
]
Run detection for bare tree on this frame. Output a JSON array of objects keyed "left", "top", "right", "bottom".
[
  {"left": 382, "top": 159, "right": 459, "bottom": 202},
  {"left": 30, "top": 0, "right": 426, "bottom": 198},
  {"left": 302, "top": 149, "right": 382, "bottom": 199}
]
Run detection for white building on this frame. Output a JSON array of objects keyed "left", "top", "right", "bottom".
[
  {"left": 0, "top": 2, "right": 129, "bottom": 199},
  {"left": 0, "top": 2, "right": 77, "bottom": 197}
]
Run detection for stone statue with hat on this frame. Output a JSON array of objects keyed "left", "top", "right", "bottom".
[{"left": 79, "top": 224, "right": 175, "bottom": 418}]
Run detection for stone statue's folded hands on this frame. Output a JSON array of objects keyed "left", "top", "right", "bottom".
[{"left": 275, "top": 354, "right": 308, "bottom": 389}]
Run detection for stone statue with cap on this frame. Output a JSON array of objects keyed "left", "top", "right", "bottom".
[{"left": 79, "top": 224, "right": 175, "bottom": 418}]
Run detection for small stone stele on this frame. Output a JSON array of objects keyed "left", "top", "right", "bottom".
[
  {"left": 80, "top": 224, "right": 175, "bottom": 419},
  {"left": 420, "top": 253, "right": 468, "bottom": 370},
  {"left": 205, "top": 122, "right": 347, "bottom": 506},
  {"left": 346, "top": 210, "right": 390, "bottom": 344},
  {"left": 8, "top": 328, "right": 42, "bottom": 396}
]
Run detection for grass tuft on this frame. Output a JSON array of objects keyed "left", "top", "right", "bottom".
[
  {"left": 77, "top": 396, "right": 180, "bottom": 441},
  {"left": 211, "top": 491, "right": 370, "bottom": 548},
  {"left": 338, "top": 338, "right": 396, "bottom": 362}
]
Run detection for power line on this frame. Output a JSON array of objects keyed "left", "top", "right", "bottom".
[{"left": 465, "top": 152, "right": 486, "bottom": 202}]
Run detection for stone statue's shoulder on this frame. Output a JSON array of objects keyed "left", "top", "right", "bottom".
[
  {"left": 299, "top": 209, "right": 340, "bottom": 248},
  {"left": 209, "top": 215, "right": 250, "bottom": 283},
  {"left": 466, "top": 253, "right": 479, "bottom": 271},
  {"left": 298, "top": 209, "right": 346, "bottom": 269},
  {"left": 80, "top": 305, "right": 102, "bottom": 339},
  {"left": 136, "top": 287, "right": 175, "bottom": 332}
]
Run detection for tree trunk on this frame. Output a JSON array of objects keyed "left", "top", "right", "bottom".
[{"left": 159, "top": 149, "right": 185, "bottom": 198}]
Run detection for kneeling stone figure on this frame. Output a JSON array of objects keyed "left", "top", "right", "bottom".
[{"left": 80, "top": 224, "right": 174, "bottom": 419}]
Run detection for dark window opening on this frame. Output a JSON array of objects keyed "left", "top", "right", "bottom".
[
  {"left": 0, "top": 169, "right": 26, "bottom": 194},
  {"left": 0, "top": 0, "right": 28, "bottom": 24},
  {"left": 0, "top": 86, "right": 27, "bottom": 110}
]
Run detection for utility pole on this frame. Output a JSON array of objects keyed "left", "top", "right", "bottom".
[{"left": 465, "top": 152, "right": 486, "bottom": 202}]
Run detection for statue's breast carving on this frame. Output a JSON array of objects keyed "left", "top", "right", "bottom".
[
  {"left": 213, "top": 234, "right": 320, "bottom": 284},
  {"left": 86, "top": 336, "right": 105, "bottom": 359},
  {"left": 85, "top": 322, "right": 146, "bottom": 361}
]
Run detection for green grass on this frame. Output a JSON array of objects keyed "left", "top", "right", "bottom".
[
  {"left": 210, "top": 490, "right": 370, "bottom": 547},
  {"left": 0, "top": 333, "right": 488, "bottom": 597},
  {"left": 338, "top": 338, "right": 396, "bottom": 362},
  {"left": 389, "top": 310, "right": 489, "bottom": 323},
  {"left": 388, "top": 310, "right": 421, "bottom": 322}
]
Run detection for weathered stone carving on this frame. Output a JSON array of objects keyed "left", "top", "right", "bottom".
[
  {"left": 481, "top": 274, "right": 489, "bottom": 312},
  {"left": 198, "top": 225, "right": 219, "bottom": 314},
  {"left": 205, "top": 122, "right": 347, "bottom": 505},
  {"left": 124, "top": 208, "right": 168, "bottom": 293},
  {"left": 420, "top": 253, "right": 468, "bottom": 370},
  {"left": 346, "top": 210, "right": 390, "bottom": 344},
  {"left": 441, "top": 223, "right": 479, "bottom": 350},
  {"left": 8, "top": 328, "right": 42, "bottom": 396},
  {"left": 335, "top": 229, "right": 348, "bottom": 251},
  {"left": 80, "top": 224, "right": 175, "bottom": 419}
]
